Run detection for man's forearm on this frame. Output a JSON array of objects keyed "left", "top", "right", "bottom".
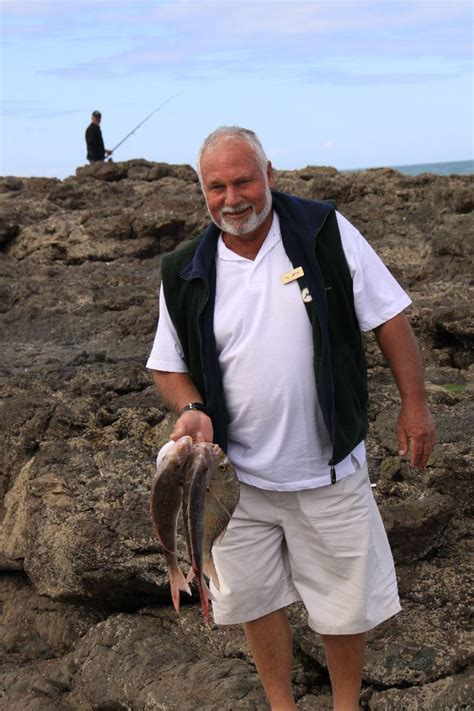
[
  {"left": 374, "top": 312, "right": 426, "bottom": 403},
  {"left": 152, "top": 370, "right": 204, "bottom": 413},
  {"left": 374, "top": 312, "right": 435, "bottom": 468}
]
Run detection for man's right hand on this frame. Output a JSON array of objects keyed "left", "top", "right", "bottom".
[{"left": 170, "top": 411, "right": 213, "bottom": 444}]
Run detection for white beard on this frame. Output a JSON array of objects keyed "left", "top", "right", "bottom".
[{"left": 213, "top": 183, "right": 273, "bottom": 236}]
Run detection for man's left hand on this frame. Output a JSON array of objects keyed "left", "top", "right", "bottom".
[{"left": 397, "top": 401, "right": 436, "bottom": 469}]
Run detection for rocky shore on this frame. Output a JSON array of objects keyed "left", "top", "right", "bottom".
[{"left": 0, "top": 159, "right": 472, "bottom": 710}]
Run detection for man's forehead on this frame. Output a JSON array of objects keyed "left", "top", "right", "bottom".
[{"left": 200, "top": 139, "right": 260, "bottom": 172}]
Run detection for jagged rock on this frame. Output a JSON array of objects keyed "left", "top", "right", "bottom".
[
  {"left": 379, "top": 493, "right": 455, "bottom": 562},
  {"left": 1, "top": 406, "right": 179, "bottom": 605},
  {"left": 0, "top": 574, "right": 105, "bottom": 663},
  {"left": 0, "top": 609, "right": 268, "bottom": 710},
  {"left": 0, "top": 161, "right": 472, "bottom": 708},
  {"left": 64, "top": 613, "right": 267, "bottom": 709},
  {"left": 293, "top": 600, "right": 471, "bottom": 688},
  {"left": 75, "top": 161, "right": 128, "bottom": 181},
  {"left": 369, "top": 669, "right": 472, "bottom": 710},
  {"left": 297, "top": 692, "right": 333, "bottom": 709}
]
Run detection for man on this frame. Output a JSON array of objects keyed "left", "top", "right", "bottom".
[
  {"left": 147, "top": 127, "right": 435, "bottom": 710},
  {"left": 85, "top": 110, "right": 112, "bottom": 164}
]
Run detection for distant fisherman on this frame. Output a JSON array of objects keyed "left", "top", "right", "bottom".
[{"left": 85, "top": 110, "right": 112, "bottom": 164}]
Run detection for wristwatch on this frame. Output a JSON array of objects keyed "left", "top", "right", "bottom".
[{"left": 178, "top": 402, "right": 210, "bottom": 417}]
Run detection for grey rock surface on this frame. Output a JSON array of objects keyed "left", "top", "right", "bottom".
[{"left": 0, "top": 160, "right": 472, "bottom": 709}]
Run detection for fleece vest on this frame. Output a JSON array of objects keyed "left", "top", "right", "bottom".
[{"left": 161, "top": 190, "right": 368, "bottom": 472}]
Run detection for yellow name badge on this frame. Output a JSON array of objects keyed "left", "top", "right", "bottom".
[{"left": 280, "top": 266, "right": 304, "bottom": 285}]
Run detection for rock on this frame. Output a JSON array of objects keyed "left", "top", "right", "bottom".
[
  {"left": 75, "top": 161, "right": 128, "bottom": 181},
  {"left": 0, "top": 610, "right": 268, "bottom": 710},
  {"left": 0, "top": 574, "right": 104, "bottom": 663},
  {"left": 1, "top": 410, "right": 181, "bottom": 606},
  {"left": 369, "top": 669, "right": 472, "bottom": 710},
  {"left": 64, "top": 613, "right": 267, "bottom": 709},
  {"left": 297, "top": 692, "right": 333, "bottom": 709},
  {"left": 379, "top": 493, "right": 455, "bottom": 562},
  {"left": 293, "top": 601, "right": 470, "bottom": 689}
]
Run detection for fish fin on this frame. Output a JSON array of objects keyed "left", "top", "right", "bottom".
[
  {"left": 201, "top": 575, "right": 216, "bottom": 602},
  {"left": 203, "top": 557, "right": 220, "bottom": 591},
  {"left": 169, "top": 565, "right": 192, "bottom": 615},
  {"left": 205, "top": 487, "right": 234, "bottom": 522},
  {"left": 186, "top": 567, "right": 195, "bottom": 584}
]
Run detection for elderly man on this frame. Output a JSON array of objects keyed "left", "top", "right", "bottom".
[{"left": 147, "top": 126, "right": 435, "bottom": 710}]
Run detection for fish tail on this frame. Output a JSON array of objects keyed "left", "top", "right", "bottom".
[
  {"left": 196, "top": 575, "right": 212, "bottom": 624},
  {"left": 169, "top": 564, "right": 192, "bottom": 615},
  {"left": 193, "top": 568, "right": 216, "bottom": 625}
]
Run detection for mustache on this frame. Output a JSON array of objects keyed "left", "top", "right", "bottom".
[{"left": 220, "top": 202, "right": 254, "bottom": 215}]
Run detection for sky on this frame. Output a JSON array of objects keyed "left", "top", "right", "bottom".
[{"left": 1, "top": 0, "right": 473, "bottom": 179}]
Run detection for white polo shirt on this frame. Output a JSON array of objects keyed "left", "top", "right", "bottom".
[{"left": 147, "top": 211, "right": 411, "bottom": 490}]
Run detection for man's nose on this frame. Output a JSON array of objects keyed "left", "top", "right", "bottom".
[{"left": 224, "top": 185, "right": 241, "bottom": 207}]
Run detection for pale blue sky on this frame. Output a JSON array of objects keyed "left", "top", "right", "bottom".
[{"left": 1, "top": 0, "right": 472, "bottom": 178}]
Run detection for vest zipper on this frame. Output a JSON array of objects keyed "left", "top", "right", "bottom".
[
  {"left": 297, "top": 208, "right": 337, "bottom": 486},
  {"left": 197, "top": 286, "right": 209, "bottom": 399}
]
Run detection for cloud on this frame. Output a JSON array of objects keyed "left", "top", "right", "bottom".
[
  {"left": 2, "top": 0, "right": 472, "bottom": 84},
  {"left": 300, "top": 65, "right": 460, "bottom": 86},
  {"left": 0, "top": 100, "right": 83, "bottom": 119}
]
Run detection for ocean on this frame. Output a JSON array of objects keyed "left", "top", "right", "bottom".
[{"left": 347, "top": 159, "right": 473, "bottom": 176}]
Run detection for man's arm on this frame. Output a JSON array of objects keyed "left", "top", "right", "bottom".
[
  {"left": 152, "top": 370, "right": 213, "bottom": 443},
  {"left": 374, "top": 312, "right": 435, "bottom": 469}
]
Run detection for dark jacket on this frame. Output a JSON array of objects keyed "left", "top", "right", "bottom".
[
  {"left": 161, "top": 191, "right": 369, "bottom": 476},
  {"left": 85, "top": 123, "right": 105, "bottom": 161}
]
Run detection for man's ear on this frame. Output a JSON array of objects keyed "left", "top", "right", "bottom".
[{"left": 267, "top": 161, "right": 275, "bottom": 188}]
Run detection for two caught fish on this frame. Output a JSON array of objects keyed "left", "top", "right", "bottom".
[{"left": 150, "top": 436, "right": 240, "bottom": 622}]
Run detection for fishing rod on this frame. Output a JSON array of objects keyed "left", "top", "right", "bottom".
[{"left": 109, "top": 93, "right": 181, "bottom": 155}]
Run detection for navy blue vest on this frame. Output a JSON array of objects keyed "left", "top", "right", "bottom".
[{"left": 161, "top": 191, "right": 368, "bottom": 473}]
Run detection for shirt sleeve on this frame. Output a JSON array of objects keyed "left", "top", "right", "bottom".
[
  {"left": 336, "top": 211, "right": 412, "bottom": 332},
  {"left": 146, "top": 283, "right": 189, "bottom": 372}
]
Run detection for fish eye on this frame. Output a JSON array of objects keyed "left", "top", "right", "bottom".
[{"left": 218, "top": 463, "right": 227, "bottom": 471}]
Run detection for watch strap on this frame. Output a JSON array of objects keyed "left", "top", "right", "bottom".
[{"left": 178, "top": 402, "right": 210, "bottom": 417}]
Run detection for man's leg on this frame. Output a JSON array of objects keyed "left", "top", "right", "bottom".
[
  {"left": 320, "top": 632, "right": 366, "bottom": 711},
  {"left": 244, "top": 608, "right": 297, "bottom": 710}
]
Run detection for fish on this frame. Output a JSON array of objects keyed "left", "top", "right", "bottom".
[
  {"left": 182, "top": 442, "right": 214, "bottom": 622},
  {"left": 201, "top": 444, "right": 240, "bottom": 590},
  {"left": 151, "top": 438, "right": 240, "bottom": 623},
  {"left": 150, "top": 435, "right": 194, "bottom": 614},
  {"left": 183, "top": 442, "right": 240, "bottom": 623}
]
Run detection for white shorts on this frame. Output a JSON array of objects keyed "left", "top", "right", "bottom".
[{"left": 211, "top": 464, "right": 401, "bottom": 634}]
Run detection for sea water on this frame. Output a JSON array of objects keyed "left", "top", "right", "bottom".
[
  {"left": 389, "top": 159, "right": 473, "bottom": 176},
  {"left": 346, "top": 159, "right": 473, "bottom": 176}
]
